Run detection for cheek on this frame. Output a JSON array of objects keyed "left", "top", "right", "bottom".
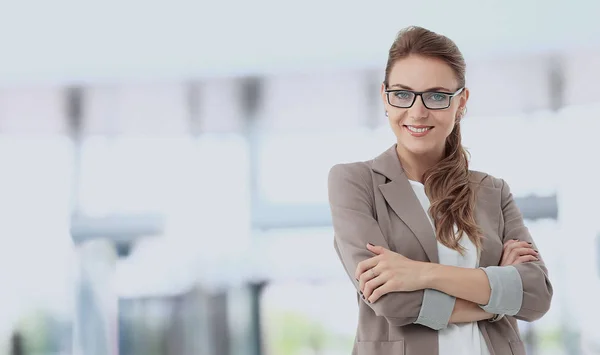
[
  {"left": 388, "top": 111, "right": 408, "bottom": 126},
  {"left": 386, "top": 117, "right": 399, "bottom": 131},
  {"left": 433, "top": 115, "right": 456, "bottom": 136}
]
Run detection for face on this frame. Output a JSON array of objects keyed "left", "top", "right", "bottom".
[{"left": 380, "top": 54, "right": 469, "bottom": 159}]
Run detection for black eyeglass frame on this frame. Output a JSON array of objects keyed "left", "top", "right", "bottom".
[{"left": 384, "top": 87, "right": 465, "bottom": 110}]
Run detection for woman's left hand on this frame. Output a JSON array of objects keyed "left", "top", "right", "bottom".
[{"left": 355, "top": 244, "right": 427, "bottom": 303}]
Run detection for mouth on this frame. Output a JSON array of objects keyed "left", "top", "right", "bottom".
[{"left": 403, "top": 125, "right": 434, "bottom": 137}]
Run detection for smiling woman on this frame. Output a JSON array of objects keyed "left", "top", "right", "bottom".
[{"left": 327, "top": 26, "right": 552, "bottom": 355}]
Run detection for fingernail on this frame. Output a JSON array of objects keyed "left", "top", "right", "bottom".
[
  {"left": 367, "top": 243, "right": 374, "bottom": 247},
  {"left": 528, "top": 242, "right": 533, "bottom": 245},
  {"left": 356, "top": 278, "right": 359, "bottom": 282}
]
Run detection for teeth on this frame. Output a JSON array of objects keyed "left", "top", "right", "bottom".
[{"left": 406, "top": 126, "right": 431, "bottom": 133}]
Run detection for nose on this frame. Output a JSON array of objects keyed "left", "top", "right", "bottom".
[{"left": 408, "top": 95, "right": 429, "bottom": 119}]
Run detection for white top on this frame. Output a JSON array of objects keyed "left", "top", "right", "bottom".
[{"left": 409, "top": 179, "right": 491, "bottom": 355}]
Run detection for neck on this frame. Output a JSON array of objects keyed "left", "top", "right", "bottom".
[{"left": 395, "top": 144, "right": 444, "bottom": 183}]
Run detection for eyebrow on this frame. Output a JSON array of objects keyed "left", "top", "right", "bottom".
[{"left": 388, "top": 84, "right": 452, "bottom": 92}]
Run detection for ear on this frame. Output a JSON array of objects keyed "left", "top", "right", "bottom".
[
  {"left": 455, "top": 87, "right": 470, "bottom": 122},
  {"left": 459, "top": 87, "right": 470, "bottom": 108}
]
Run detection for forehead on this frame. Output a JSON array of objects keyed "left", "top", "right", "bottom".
[{"left": 388, "top": 55, "right": 458, "bottom": 91}]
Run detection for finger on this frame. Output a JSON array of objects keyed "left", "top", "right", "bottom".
[
  {"left": 512, "top": 247, "right": 539, "bottom": 257},
  {"left": 514, "top": 254, "right": 539, "bottom": 265},
  {"left": 504, "top": 251, "right": 518, "bottom": 266},
  {"left": 500, "top": 243, "right": 517, "bottom": 264},
  {"left": 368, "top": 281, "right": 396, "bottom": 303},
  {"left": 506, "top": 248, "right": 538, "bottom": 266},
  {"left": 504, "top": 239, "right": 518, "bottom": 248},
  {"left": 500, "top": 248, "right": 508, "bottom": 265},
  {"left": 506, "top": 246, "right": 539, "bottom": 265},
  {"left": 504, "top": 241, "right": 532, "bottom": 254},
  {"left": 358, "top": 266, "right": 380, "bottom": 291},
  {"left": 355, "top": 256, "right": 380, "bottom": 281},
  {"left": 505, "top": 246, "right": 524, "bottom": 265},
  {"left": 362, "top": 272, "right": 388, "bottom": 300},
  {"left": 367, "top": 243, "right": 387, "bottom": 255},
  {"left": 500, "top": 252, "right": 510, "bottom": 266}
]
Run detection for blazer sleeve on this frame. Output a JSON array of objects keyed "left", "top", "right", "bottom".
[
  {"left": 478, "top": 178, "right": 553, "bottom": 321},
  {"left": 328, "top": 163, "right": 456, "bottom": 330}
]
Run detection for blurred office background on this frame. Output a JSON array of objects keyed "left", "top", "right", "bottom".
[{"left": 0, "top": 1, "right": 599, "bottom": 354}]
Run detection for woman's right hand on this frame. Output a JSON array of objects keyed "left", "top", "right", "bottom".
[{"left": 500, "top": 240, "right": 539, "bottom": 266}]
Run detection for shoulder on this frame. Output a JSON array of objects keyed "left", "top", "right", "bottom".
[
  {"left": 468, "top": 169, "right": 507, "bottom": 190},
  {"left": 328, "top": 160, "right": 373, "bottom": 184},
  {"left": 328, "top": 160, "right": 377, "bottom": 201},
  {"left": 469, "top": 169, "right": 514, "bottom": 202}
]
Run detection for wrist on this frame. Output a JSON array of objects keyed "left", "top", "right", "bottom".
[
  {"left": 450, "top": 298, "right": 495, "bottom": 324},
  {"left": 420, "top": 262, "right": 441, "bottom": 289}
]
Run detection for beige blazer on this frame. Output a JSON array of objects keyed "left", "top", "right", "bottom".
[{"left": 327, "top": 144, "right": 553, "bottom": 355}]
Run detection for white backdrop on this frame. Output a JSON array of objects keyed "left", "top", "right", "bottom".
[{"left": 0, "top": 0, "right": 599, "bottom": 84}]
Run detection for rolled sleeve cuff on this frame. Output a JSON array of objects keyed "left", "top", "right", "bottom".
[
  {"left": 414, "top": 288, "right": 456, "bottom": 330},
  {"left": 479, "top": 266, "right": 523, "bottom": 315}
]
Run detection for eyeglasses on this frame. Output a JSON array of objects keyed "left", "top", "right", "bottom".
[{"left": 384, "top": 87, "right": 464, "bottom": 110}]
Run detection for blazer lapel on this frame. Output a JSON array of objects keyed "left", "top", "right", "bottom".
[{"left": 372, "top": 145, "right": 439, "bottom": 263}]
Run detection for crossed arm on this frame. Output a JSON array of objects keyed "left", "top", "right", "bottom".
[
  {"left": 440, "top": 252, "right": 530, "bottom": 323},
  {"left": 356, "top": 239, "right": 538, "bottom": 324},
  {"left": 442, "top": 246, "right": 537, "bottom": 323},
  {"left": 328, "top": 163, "right": 553, "bottom": 330},
  {"left": 428, "top": 239, "right": 538, "bottom": 323}
]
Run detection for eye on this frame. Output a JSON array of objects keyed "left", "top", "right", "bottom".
[
  {"left": 430, "top": 93, "right": 447, "bottom": 101},
  {"left": 394, "top": 91, "right": 412, "bottom": 100}
]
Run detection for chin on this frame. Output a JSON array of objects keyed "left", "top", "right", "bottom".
[{"left": 399, "top": 142, "right": 437, "bottom": 156}]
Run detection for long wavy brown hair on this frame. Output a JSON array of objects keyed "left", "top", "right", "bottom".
[{"left": 384, "top": 26, "right": 483, "bottom": 254}]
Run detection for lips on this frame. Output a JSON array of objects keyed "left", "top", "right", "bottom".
[
  {"left": 403, "top": 125, "right": 434, "bottom": 137},
  {"left": 404, "top": 125, "right": 433, "bottom": 133}
]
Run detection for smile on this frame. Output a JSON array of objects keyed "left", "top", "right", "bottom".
[{"left": 403, "top": 125, "right": 434, "bottom": 137}]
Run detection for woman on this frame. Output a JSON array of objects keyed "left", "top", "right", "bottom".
[{"left": 327, "top": 26, "right": 552, "bottom": 355}]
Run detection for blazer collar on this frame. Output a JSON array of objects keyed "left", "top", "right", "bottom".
[
  {"left": 371, "top": 144, "right": 497, "bottom": 266},
  {"left": 372, "top": 144, "right": 440, "bottom": 263},
  {"left": 372, "top": 144, "right": 405, "bottom": 182}
]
